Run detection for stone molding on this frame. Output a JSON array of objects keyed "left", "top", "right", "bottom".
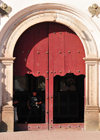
[
  {"left": 0, "top": 57, "right": 15, "bottom": 61},
  {"left": 2, "top": 105, "right": 14, "bottom": 112},
  {"left": 85, "top": 105, "right": 99, "bottom": 111},
  {"left": 84, "top": 57, "right": 100, "bottom": 61}
]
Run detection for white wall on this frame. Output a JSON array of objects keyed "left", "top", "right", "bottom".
[{"left": 1, "top": 0, "right": 100, "bottom": 30}]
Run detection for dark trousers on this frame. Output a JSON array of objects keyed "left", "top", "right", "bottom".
[{"left": 27, "top": 108, "right": 40, "bottom": 123}]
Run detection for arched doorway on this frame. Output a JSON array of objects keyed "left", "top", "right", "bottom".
[
  {"left": 13, "top": 22, "right": 85, "bottom": 131},
  {"left": 0, "top": 3, "right": 99, "bottom": 132}
]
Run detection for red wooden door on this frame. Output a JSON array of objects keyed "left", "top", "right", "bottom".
[
  {"left": 14, "top": 23, "right": 49, "bottom": 130},
  {"left": 48, "top": 23, "right": 85, "bottom": 129},
  {"left": 14, "top": 22, "right": 85, "bottom": 131}
]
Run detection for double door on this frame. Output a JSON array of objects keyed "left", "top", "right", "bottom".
[{"left": 14, "top": 22, "right": 85, "bottom": 130}]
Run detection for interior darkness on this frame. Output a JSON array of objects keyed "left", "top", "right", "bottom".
[
  {"left": 13, "top": 73, "right": 85, "bottom": 124},
  {"left": 13, "top": 74, "right": 45, "bottom": 123},
  {"left": 53, "top": 73, "right": 85, "bottom": 123}
]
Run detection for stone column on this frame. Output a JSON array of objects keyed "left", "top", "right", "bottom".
[
  {"left": 0, "top": 57, "right": 15, "bottom": 132},
  {"left": 84, "top": 58, "right": 99, "bottom": 131},
  {"left": 0, "top": 62, "right": 2, "bottom": 126}
]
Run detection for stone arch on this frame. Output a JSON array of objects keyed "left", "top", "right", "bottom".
[{"left": 0, "top": 3, "right": 99, "bottom": 131}]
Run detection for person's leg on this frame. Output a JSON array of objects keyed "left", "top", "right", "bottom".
[
  {"left": 26, "top": 109, "right": 32, "bottom": 123},
  {"left": 34, "top": 109, "right": 40, "bottom": 123}
]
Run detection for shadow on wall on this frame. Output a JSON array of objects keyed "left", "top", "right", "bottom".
[
  {"left": 0, "top": 63, "right": 13, "bottom": 132},
  {"left": 82, "top": 31, "right": 91, "bottom": 41},
  {"left": 0, "top": 121, "right": 7, "bottom": 132}
]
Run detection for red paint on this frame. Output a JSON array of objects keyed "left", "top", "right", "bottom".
[
  {"left": 14, "top": 23, "right": 85, "bottom": 76},
  {"left": 14, "top": 22, "right": 85, "bottom": 130},
  {"left": 14, "top": 23, "right": 49, "bottom": 77}
]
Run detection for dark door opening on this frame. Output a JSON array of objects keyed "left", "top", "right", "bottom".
[
  {"left": 13, "top": 74, "right": 45, "bottom": 124},
  {"left": 53, "top": 73, "right": 85, "bottom": 123}
]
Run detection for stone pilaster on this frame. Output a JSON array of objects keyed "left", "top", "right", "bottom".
[
  {"left": 0, "top": 62, "right": 2, "bottom": 123},
  {"left": 1, "top": 105, "right": 14, "bottom": 132},
  {"left": 84, "top": 58, "right": 99, "bottom": 130},
  {"left": 85, "top": 105, "right": 99, "bottom": 131},
  {"left": 0, "top": 57, "right": 15, "bottom": 132}
]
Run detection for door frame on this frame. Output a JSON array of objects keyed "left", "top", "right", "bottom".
[{"left": 0, "top": 3, "right": 99, "bottom": 131}]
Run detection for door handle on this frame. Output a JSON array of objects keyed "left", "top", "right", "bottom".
[{"left": 50, "top": 96, "right": 53, "bottom": 99}]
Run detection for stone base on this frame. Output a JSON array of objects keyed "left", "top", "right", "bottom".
[
  {"left": 84, "top": 106, "right": 99, "bottom": 131},
  {"left": 1, "top": 105, "right": 14, "bottom": 132}
]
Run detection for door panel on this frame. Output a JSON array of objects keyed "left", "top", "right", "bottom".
[
  {"left": 49, "top": 23, "right": 65, "bottom": 76},
  {"left": 14, "top": 22, "right": 85, "bottom": 131},
  {"left": 14, "top": 23, "right": 49, "bottom": 130},
  {"left": 14, "top": 23, "right": 49, "bottom": 77},
  {"left": 64, "top": 29, "right": 85, "bottom": 75},
  {"left": 48, "top": 23, "right": 85, "bottom": 129},
  {"left": 53, "top": 74, "right": 85, "bottom": 124},
  {"left": 48, "top": 23, "right": 65, "bottom": 128}
]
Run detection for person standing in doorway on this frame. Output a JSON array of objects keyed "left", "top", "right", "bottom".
[{"left": 26, "top": 91, "right": 42, "bottom": 123}]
